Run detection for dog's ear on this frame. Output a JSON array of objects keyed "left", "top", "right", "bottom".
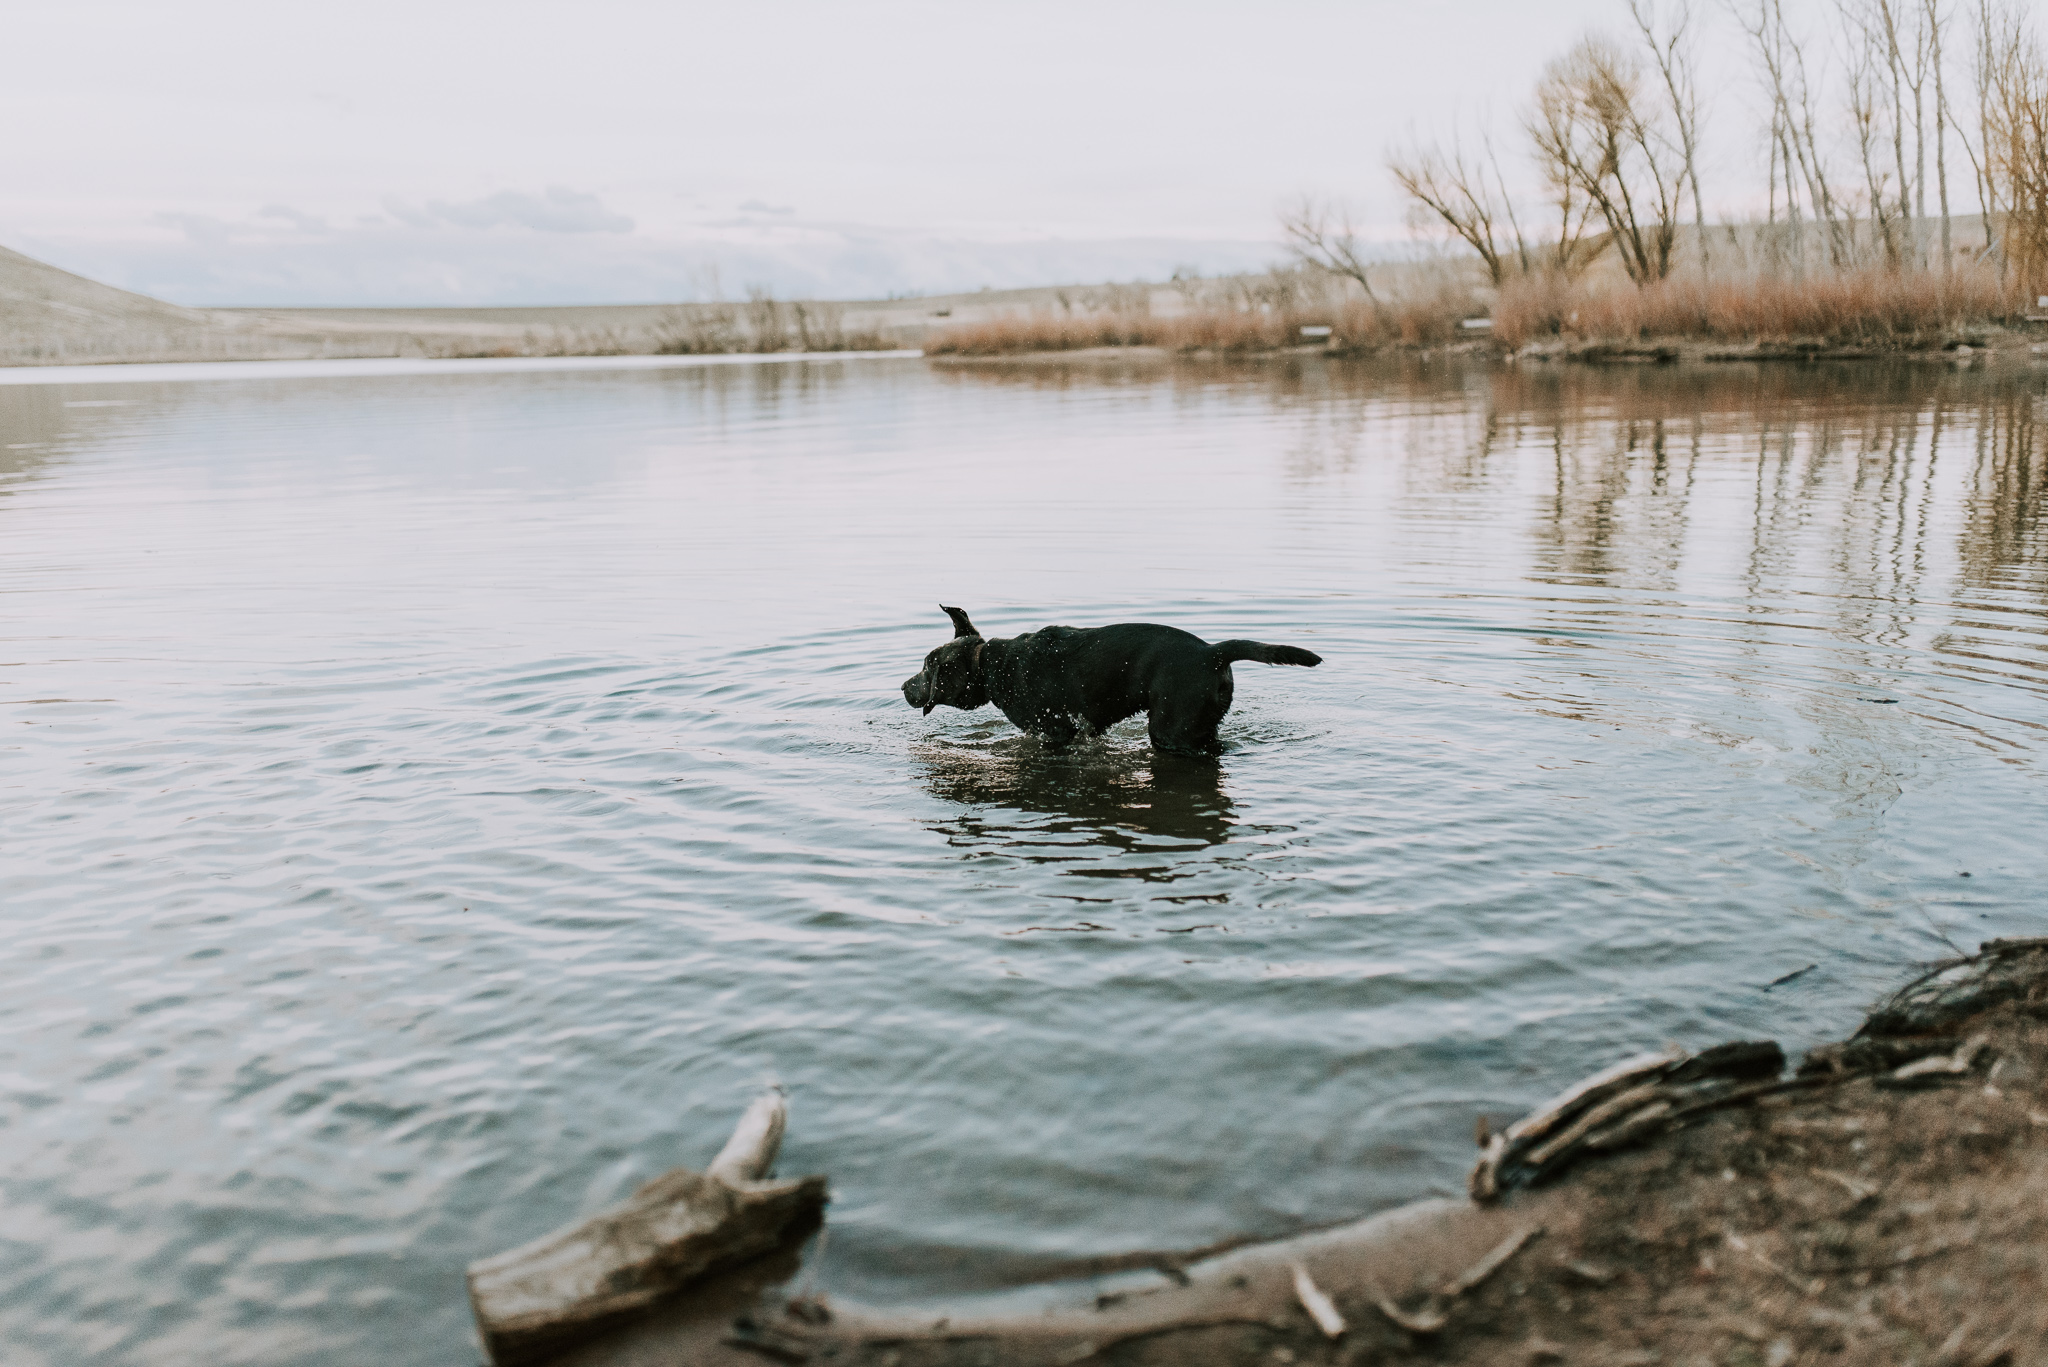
[{"left": 940, "top": 604, "right": 980, "bottom": 638}]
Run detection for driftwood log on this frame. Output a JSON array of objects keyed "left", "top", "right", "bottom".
[
  {"left": 473, "top": 940, "right": 2048, "bottom": 1367},
  {"left": 1468, "top": 1040, "right": 1805, "bottom": 1199},
  {"left": 1465, "top": 938, "right": 2048, "bottom": 1200},
  {"left": 466, "top": 1091, "right": 828, "bottom": 1367},
  {"left": 550, "top": 1195, "right": 1557, "bottom": 1367}
]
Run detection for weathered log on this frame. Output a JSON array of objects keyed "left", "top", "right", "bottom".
[
  {"left": 467, "top": 1092, "right": 828, "bottom": 1367},
  {"left": 1500, "top": 1046, "right": 1685, "bottom": 1151},
  {"left": 1471, "top": 1045, "right": 1685, "bottom": 1199},
  {"left": 707, "top": 1090, "right": 790, "bottom": 1184},
  {"left": 1469, "top": 1038, "right": 1812, "bottom": 1198},
  {"left": 1666, "top": 1040, "right": 1785, "bottom": 1085}
]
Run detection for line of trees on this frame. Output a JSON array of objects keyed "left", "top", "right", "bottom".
[{"left": 1284, "top": 0, "right": 2048, "bottom": 297}]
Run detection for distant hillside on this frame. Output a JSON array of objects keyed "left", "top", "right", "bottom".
[
  {"left": 0, "top": 246, "right": 742, "bottom": 365},
  {"left": 0, "top": 244, "right": 220, "bottom": 363}
]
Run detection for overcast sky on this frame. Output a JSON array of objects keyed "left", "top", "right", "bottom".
[{"left": 9, "top": 1, "right": 1822, "bottom": 305}]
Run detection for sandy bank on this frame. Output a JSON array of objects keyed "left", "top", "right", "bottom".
[{"left": 534, "top": 939, "right": 2048, "bottom": 1367}]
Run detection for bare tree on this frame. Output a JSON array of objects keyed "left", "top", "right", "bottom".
[
  {"left": 1732, "top": 0, "right": 1854, "bottom": 269},
  {"left": 1865, "top": 0, "right": 1932, "bottom": 265},
  {"left": 1850, "top": 35, "right": 1905, "bottom": 264},
  {"left": 1279, "top": 197, "right": 1379, "bottom": 302},
  {"left": 1628, "top": 0, "right": 1710, "bottom": 271},
  {"left": 1974, "top": 0, "right": 2005, "bottom": 262},
  {"left": 1389, "top": 134, "right": 1535, "bottom": 284},
  {"left": 1980, "top": 1, "right": 2048, "bottom": 290},
  {"left": 1927, "top": 0, "right": 1955, "bottom": 267},
  {"left": 1528, "top": 37, "right": 1689, "bottom": 284},
  {"left": 1530, "top": 136, "right": 1612, "bottom": 282},
  {"left": 1388, "top": 128, "right": 1609, "bottom": 284}
]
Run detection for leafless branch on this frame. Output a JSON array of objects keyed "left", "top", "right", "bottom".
[{"left": 1278, "top": 197, "right": 1380, "bottom": 301}]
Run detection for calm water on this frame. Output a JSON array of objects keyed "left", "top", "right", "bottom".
[{"left": 3, "top": 354, "right": 2045, "bottom": 1365}]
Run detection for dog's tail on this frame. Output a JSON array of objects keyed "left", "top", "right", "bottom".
[{"left": 1210, "top": 640, "right": 1322, "bottom": 668}]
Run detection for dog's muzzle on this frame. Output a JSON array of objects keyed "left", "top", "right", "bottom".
[{"left": 903, "top": 673, "right": 934, "bottom": 714}]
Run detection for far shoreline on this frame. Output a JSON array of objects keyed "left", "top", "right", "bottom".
[
  {"left": 6, "top": 334, "right": 2044, "bottom": 383},
  {"left": 14, "top": 241, "right": 2046, "bottom": 374},
  {"left": 0, "top": 348, "right": 924, "bottom": 387}
]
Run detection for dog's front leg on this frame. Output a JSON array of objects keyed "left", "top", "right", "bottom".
[{"left": 1028, "top": 712, "right": 1082, "bottom": 748}]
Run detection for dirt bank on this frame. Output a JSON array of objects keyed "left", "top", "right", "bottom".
[
  {"left": 545, "top": 939, "right": 2048, "bottom": 1367},
  {"left": 1507, "top": 330, "right": 2047, "bottom": 366}
]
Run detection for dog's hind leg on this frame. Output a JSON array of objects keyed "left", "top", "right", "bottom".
[{"left": 1146, "top": 666, "right": 1233, "bottom": 757}]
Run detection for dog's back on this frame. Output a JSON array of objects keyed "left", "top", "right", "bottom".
[{"left": 985, "top": 622, "right": 1317, "bottom": 754}]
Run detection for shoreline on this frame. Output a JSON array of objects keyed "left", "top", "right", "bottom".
[
  {"left": 538, "top": 938, "right": 2048, "bottom": 1367},
  {"left": 0, "top": 348, "right": 924, "bottom": 387},
  {"left": 9, "top": 332, "right": 2039, "bottom": 385},
  {"left": 929, "top": 335, "right": 2048, "bottom": 367}
]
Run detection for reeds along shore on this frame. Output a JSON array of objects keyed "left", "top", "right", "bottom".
[
  {"left": 643, "top": 296, "right": 894, "bottom": 356},
  {"left": 922, "top": 252, "right": 2043, "bottom": 360},
  {"left": 921, "top": 268, "right": 1480, "bottom": 357},
  {"left": 1492, "top": 259, "right": 2030, "bottom": 350},
  {"left": 919, "top": 299, "right": 1458, "bottom": 357}
]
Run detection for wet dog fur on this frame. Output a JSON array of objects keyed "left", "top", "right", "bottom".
[{"left": 901, "top": 605, "right": 1321, "bottom": 757}]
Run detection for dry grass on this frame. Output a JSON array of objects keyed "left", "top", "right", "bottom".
[
  {"left": 1493, "top": 262, "right": 2022, "bottom": 348},
  {"left": 649, "top": 296, "right": 894, "bottom": 355},
  {"left": 926, "top": 258, "right": 2026, "bottom": 358},
  {"left": 923, "top": 288, "right": 1479, "bottom": 358}
]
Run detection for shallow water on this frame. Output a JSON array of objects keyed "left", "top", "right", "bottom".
[{"left": 2, "top": 353, "right": 2044, "bottom": 1366}]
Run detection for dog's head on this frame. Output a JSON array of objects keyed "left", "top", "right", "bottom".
[{"left": 902, "top": 605, "right": 989, "bottom": 715}]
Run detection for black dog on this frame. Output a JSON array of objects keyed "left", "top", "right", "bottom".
[{"left": 901, "top": 605, "right": 1321, "bottom": 756}]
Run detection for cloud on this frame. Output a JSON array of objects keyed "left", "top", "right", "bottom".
[
  {"left": 379, "top": 196, "right": 436, "bottom": 230},
  {"left": 738, "top": 200, "right": 795, "bottom": 216},
  {"left": 152, "top": 212, "right": 235, "bottom": 248},
  {"left": 420, "top": 185, "right": 633, "bottom": 234},
  {"left": 256, "top": 204, "right": 328, "bottom": 232}
]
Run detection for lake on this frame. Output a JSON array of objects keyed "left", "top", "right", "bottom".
[{"left": 2, "top": 352, "right": 2043, "bottom": 1365}]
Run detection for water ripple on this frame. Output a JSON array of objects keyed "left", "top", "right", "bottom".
[{"left": 1, "top": 357, "right": 2044, "bottom": 1365}]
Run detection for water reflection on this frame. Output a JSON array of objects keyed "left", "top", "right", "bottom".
[
  {"left": 0, "top": 387, "right": 92, "bottom": 493},
  {"left": 1962, "top": 381, "right": 2048, "bottom": 588},
  {"left": 941, "top": 358, "right": 2045, "bottom": 605},
  {"left": 918, "top": 734, "right": 1239, "bottom": 857},
  {"left": 1488, "top": 364, "right": 2046, "bottom": 596}
]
